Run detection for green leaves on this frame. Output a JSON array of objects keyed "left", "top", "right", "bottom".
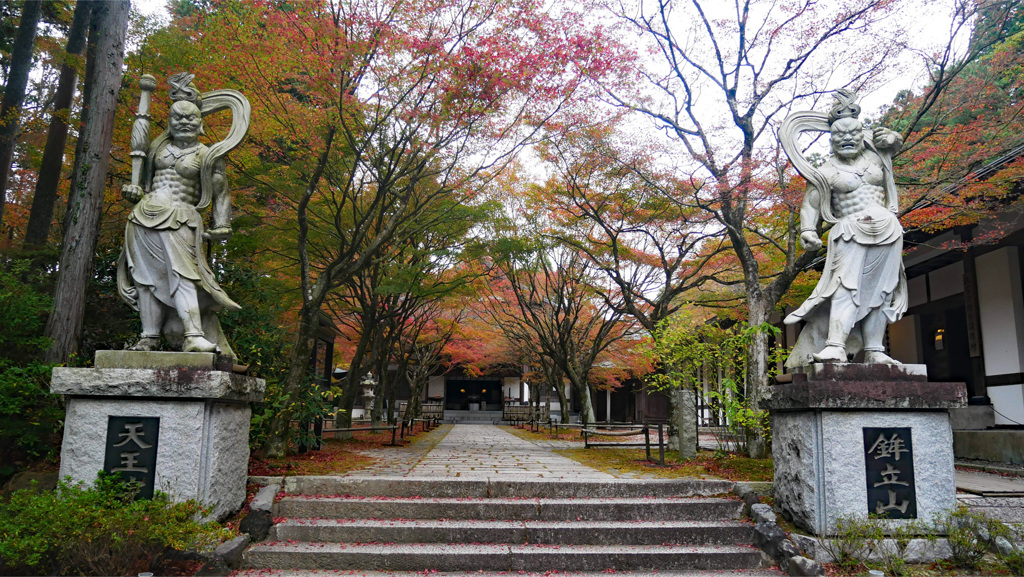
[{"left": 0, "top": 474, "right": 231, "bottom": 576}]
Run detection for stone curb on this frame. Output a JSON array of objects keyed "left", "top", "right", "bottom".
[
  {"left": 250, "top": 483, "right": 280, "bottom": 513},
  {"left": 214, "top": 535, "right": 250, "bottom": 567},
  {"left": 240, "top": 482, "right": 281, "bottom": 543},
  {"left": 744, "top": 504, "right": 825, "bottom": 576},
  {"left": 956, "top": 461, "right": 1024, "bottom": 477},
  {"left": 249, "top": 475, "right": 285, "bottom": 486}
]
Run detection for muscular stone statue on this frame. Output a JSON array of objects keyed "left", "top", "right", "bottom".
[
  {"left": 117, "top": 73, "right": 250, "bottom": 360},
  {"left": 781, "top": 90, "right": 908, "bottom": 368}
]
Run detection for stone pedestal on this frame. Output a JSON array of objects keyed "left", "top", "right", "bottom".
[
  {"left": 51, "top": 351, "right": 265, "bottom": 520},
  {"left": 767, "top": 364, "right": 966, "bottom": 535}
]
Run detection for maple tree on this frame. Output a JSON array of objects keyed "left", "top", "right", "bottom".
[
  {"left": 885, "top": 10, "right": 1024, "bottom": 240},
  {"left": 536, "top": 126, "right": 739, "bottom": 333},
  {"left": 583, "top": 0, "right": 1020, "bottom": 456},
  {"left": 327, "top": 197, "right": 487, "bottom": 434},
  {"left": 181, "top": 0, "right": 617, "bottom": 455},
  {"left": 485, "top": 237, "right": 638, "bottom": 425}
]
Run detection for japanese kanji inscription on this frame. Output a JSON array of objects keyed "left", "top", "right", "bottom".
[
  {"left": 103, "top": 416, "right": 160, "bottom": 499},
  {"left": 863, "top": 427, "right": 916, "bottom": 518}
]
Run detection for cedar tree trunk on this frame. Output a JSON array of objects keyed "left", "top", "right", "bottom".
[{"left": 43, "top": 0, "right": 130, "bottom": 364}]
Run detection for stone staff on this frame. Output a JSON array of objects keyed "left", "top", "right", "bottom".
[{"left": 122, "top": 74, "right": 156, "bottom": 203}]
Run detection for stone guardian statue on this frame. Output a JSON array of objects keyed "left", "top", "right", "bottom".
[
  {"left": 780, "top": 89, "right": 907, "bottom": 368},
  {"left": 117, "top": 73, "right": 251, "bottom": 360}
]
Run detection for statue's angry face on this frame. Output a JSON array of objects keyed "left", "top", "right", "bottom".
[
  {"left": 830, "top": 117, "right": 864, "bottom": 159},
  {"left": 170, "top": 101, "right": 202, "bottom": 141}
]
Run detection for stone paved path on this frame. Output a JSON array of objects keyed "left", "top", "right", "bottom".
[
  {"left": 339, "top": 424, "right": 453, "bottom": 477},
  {"left": 409, "top": 424, "right": 614, "bottom": 479}
]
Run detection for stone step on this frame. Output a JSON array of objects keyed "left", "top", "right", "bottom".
[
  {"left": 274, "top": 496, "right": 744, "bottom": 522},
  {"left": 271, "top": 518, "right": 753, "bottom": 546},
  {"left": 234, "top": 572, "right": 785, "bottom": 577},
  {"left": 244, "top": 542, "right": 765, "bottom": 572},
  {"left": 282, "top": 475, "right": 734, "bottom": 498}
]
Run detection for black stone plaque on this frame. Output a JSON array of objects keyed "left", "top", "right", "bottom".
[
  {"left": 863, "top": 427, "right": 916, "bottom": 518},
  {"left": 103, "top": 416, "right": 160, "bottom": 499}
]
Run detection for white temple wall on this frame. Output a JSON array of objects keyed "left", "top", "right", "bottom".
[{"left": 976, "top": 247, "right": 1024, "bottom": 375}]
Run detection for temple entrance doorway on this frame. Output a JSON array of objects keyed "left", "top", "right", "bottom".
[{"left": 445, "top": 378, "right": 502, "bottom": 411}]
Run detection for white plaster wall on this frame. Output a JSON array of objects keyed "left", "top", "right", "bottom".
[
  {"left": 977, "top": 247, "right": 1024, "bottom": 375},
  {"left": 988, "top": 384, "right": 1024, "bottom": 426},
  {"left": 888, "top": 314, "right": 921, "bottom": 364},
  {"left": 503, "top": 376, "right": 520, "bottom": 400},
  {"left": 908, "top": 275, "right": 928, "bottom": 307},
  {"left": 427, "top": 376, "right": 444, "bottom": 399},
  {"left": 928, "top": 261, "right": 965, "bottom": 300}
]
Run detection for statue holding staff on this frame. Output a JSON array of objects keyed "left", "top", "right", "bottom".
[
  {"left": 781, "top": 89, "right": 908, "bottom": 368},
  {"left": 117, "top": 72, "right": 251, "bottom": 360}
]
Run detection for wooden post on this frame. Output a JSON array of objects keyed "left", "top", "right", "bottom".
[
  {"left": 645, "top": 426, "right": 651, "bottom": 461},
  {"left": 658, "top": 423, "right": 665, "bottom": 465}
]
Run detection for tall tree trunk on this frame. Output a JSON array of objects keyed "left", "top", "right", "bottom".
[
  {"left": 577, "top": 382, "right": 596, "bottom": 426},
  {"left": 553, "top": 380, "right": 569, "bottom": 424},
  {"left": 43, "top": 0, "right": 129, "bottom": 364},
  {"left": 0, "top": 0, "right": 42, "bottom": 228},
  {"left": 745, "top": 295, "right": 770, "bottom": 458},
  {"left": 264, "top": 304, "right": 320, "bottom": 456},
  {"left": 541, "top": 381, "right": 549, "bottom": 423},
  {"left": 370, "top": 368, "right": 385, "bottom": 428},
  {"left": 336, "top": 372, "right": 359, "bottom": 439},
  {"left": 23, "top": 0, "right": 91, "bottom": 247},
  {"left": 406, "top": 367, "right": 426, "bottom": 427}
]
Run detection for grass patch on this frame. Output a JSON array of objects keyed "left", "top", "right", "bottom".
[
  {"left": 555, "top": 446, "right": 773, "bottom": 482},
  {"left": 248, "top": 425, "right": 445, "bottom": 476},
  {"left": 249, "top": 438, "right": 377, "bottom": 476},
  {"left": 824, "top": 558, "right": 1013, "bottom": 576},
  {"left": 502, "top": 424, "right": 582, "bottom": 441}
]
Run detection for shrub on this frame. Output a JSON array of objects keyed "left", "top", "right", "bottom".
[
  {"left": 995, "top": 523, "right": 1024, "bottom": 576},
  {"left": 0, "top": 473, "right": 231, "bottom": 576},
  {"left": 868, "top": 518, "right": 928, "bottom": 577},
  {"left": 0, "top": 259, "right": 63, "bottom": 478},
  {"left": 941, "top": 505, "right": 1008, "bottom": 569},
  {"left": 0, "top": 362, "right": 62, "bottom": 474},
  {"left": 822, "top": 515, "right": 882, "bottom": 571}
]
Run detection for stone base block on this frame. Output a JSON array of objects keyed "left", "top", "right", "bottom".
[
  {"left": 59, "top": 396, "right": 251, "bottom": 520},
  {"left": 772, "top": 409, "right": 956, "bottom": 535},
  {"left": 949, "top": 405, "right": 996, "bottom": 430},
  {"left": 53, "top": 353, "right": 265, "bottom": 521},
  {"left": 768, "top": 370, "right": 965, "bottom": 536}
]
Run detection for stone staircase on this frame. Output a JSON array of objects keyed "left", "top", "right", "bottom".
[
  {"left": 241, "top": 476, "right": 782, "bottom": 575},
  {"left": 442, "top": 409, "right": 503, "bottom": 424}
]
